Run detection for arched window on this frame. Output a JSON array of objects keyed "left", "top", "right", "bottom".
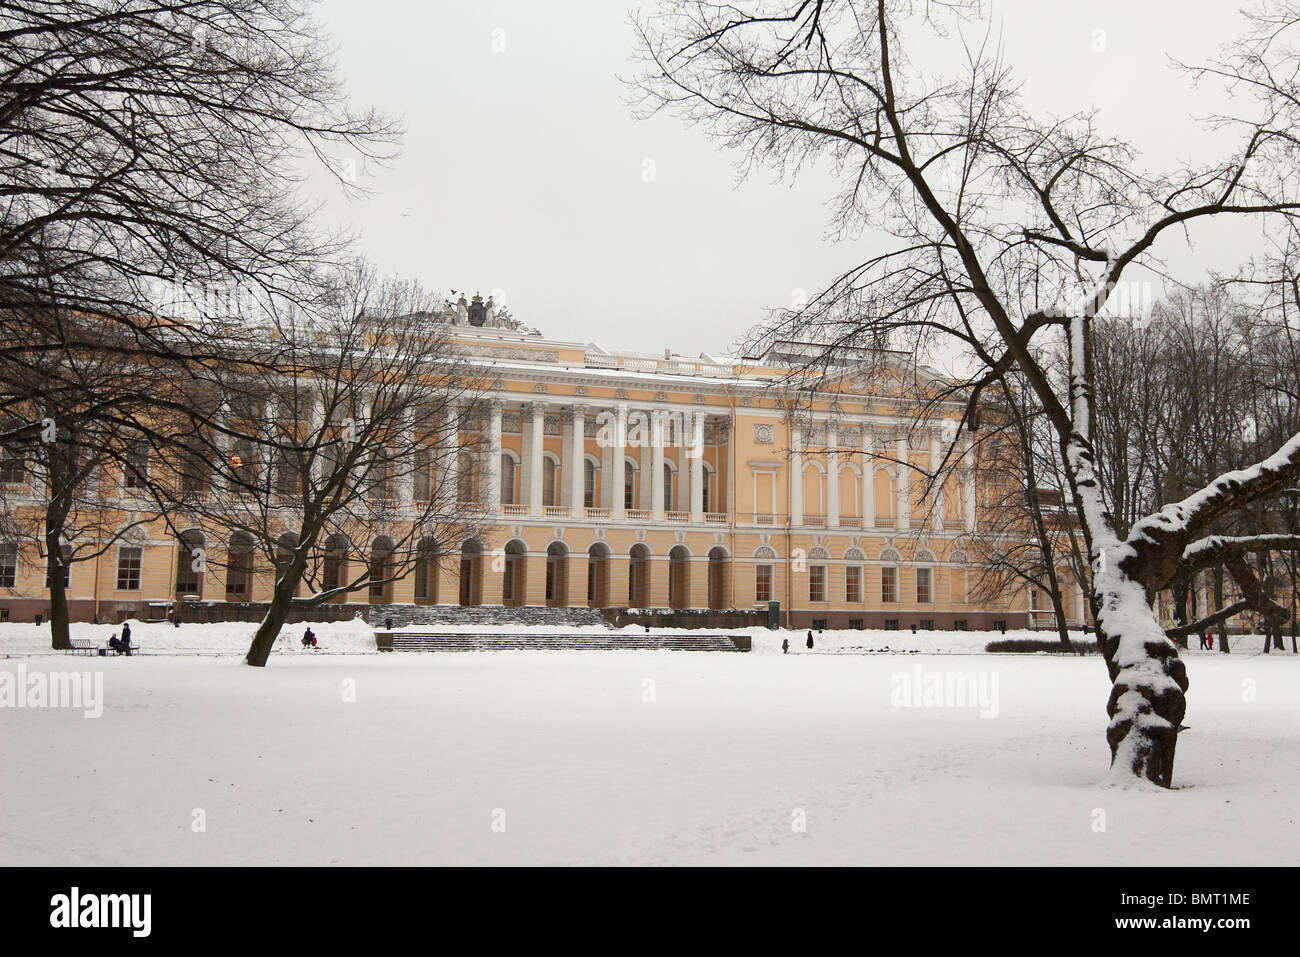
[
  {"left": 500, "top": 453, "right": 517, "bottom": 505},
  {"left": 624, "top": 460, "right": 638, "bottom": 510},
  {"left": 225, "top": 532, "right": 255, "bottom": 598},
  {"left": 663, "top": 462, "right": 674, "bottom": 511},
  {"left": 584, "top": 458, "right": 597, "bottom": 509},
  {"left": 543, "top": 455, "right": 559, "bottom": 507},
  {"left": 175, "top": 531, "right": 205, "bottom": 598},
  {"left": 701, "top": 464, "right": 715, "bottom": 513},
  {"left": 456, "top": 451, "right": 475, "bottom": 504}
]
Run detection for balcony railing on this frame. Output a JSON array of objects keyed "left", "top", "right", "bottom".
[
  {"left": 502, "top": 503, "right": 528, "bottom": 516},
  {"left": 704, "top": 512, "right": 728, "bottom": 525},
  {"left": 666, "top": 510, "right": 691, "bottom": 523},
  {"left": 875, "top": 516, "right": 897, "bottom": 528},
  {"left": 804, "top": 514, "right": 827, "bottom": 528},
  {"left": 543, "top": 505, "right": 570, "bottom": 519},
  {"left": 626, "top": 509, "right": 651, "bottom": 522},
  {"left": 585, "top": 507, "right": 610, "bottom": 520},
  {"left": 838, "top": 515, "right": 862, "bottom": 529}
]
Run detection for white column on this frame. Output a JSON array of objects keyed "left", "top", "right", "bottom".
[
  {"left": 689, "top": 411, "right": 704, "bottom": 523},
  {"left": 930, "top": 428, "right": 944, "bottom": 533},
  {"left": 485, "top": 400, "right": 503, "bottom": 515},
  {"left": 599, "top": 408, "right": 614, "bottom": 511},
  {"left": 568, "top": 404, "right": 585, "bottom": 516},
  {"left": 651, "top": 411, "right": 665, "bottom": 522},
  {"left": 964, "top": 434, "right": 977, "bottom": 533},
  {"left": 826, "top": 422, "right": 840, "bottom": 529},
  {"left": 527, "top": 401, "right": 544, "bottom": 518},
  {"left": 676, "top": 446, "right": 689, "bottom": 515},
  {"left": 611, "top": 404, "right": 627, "bottom": 519},
  {"left": 896, "top": 430, "right": 910, "bottom": 531},
  {"left": 441, "top": 401, "right": 463, "bottom": 511},
  {"left": 861, "top": 427, "right": 874, "bottom": 529},
  {"left": 397, "top": 408, "right": 415, "bottom": 508},
  {"left": 790, "top": 422, "right": 803, "bottom": 527}
]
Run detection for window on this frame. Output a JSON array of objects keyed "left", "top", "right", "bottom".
[
  {"left": 809, "top": 564, "right": 826, "bottom": 602},
  {"left": 701, "top": 466, "right": 713, "bottom": 513},
  {"left": 994, "top": 619, "right": 1007, "bottom": 632},
  {"left": 885, "top": 618, "right": 899, "bottom": 631},
  {"left": 916, "top": 566, "right": 933, "bottom": 603},
  {"left": 624, "top": 464, "right": 636, "bottom": 510},
  {"left": 849, "top": 618, "right": 863, "bottom": 630},
  {"left": 845, "top": 565, "right": 862, "bottom": 604},
  {"left": 500, "top": 454, "right": 516, "bottom": 505},
  {"left": 881, "top": 566, "right": 898, "bottom": 603},
  {"left": 543, "top": 457, "right": 558, "bottom": 507},
  {"left": 584, "top": 459, "right": 597, "bottom": 509},
  {"left": 663, "top": 463, "right": 674, "bottom": 511},
  {"left": 0, "top": 544, "right": 16, "bottom": 588},
  {"left": 176, "top": 534, "right": 204, "bottom": 595},
  {"left": 755, "top": 564, "right": 773, "bottom": 603},
  {"left": 116, "top": 547, "right": 142, "bottom": 590},
  {"left": 0, "top": 452, "right": 24, "bottom": 485},
  {"left": 812, "top": 618, "right": 827, "bottom": 630},
  {"left": 226, "top": 537, "right": 253, "bottom": 598},
  {"left": 919, "top": 619, "right": 934, "bottom": 631},
  {"left": 953, "top": 619, "right": 967, "bottom": 631},
  {"left": 413, "top": 448, "right": 433, "bottom": 503},
  {"left": 275, "top": 450, "right": 300, "bottom": 498},
  {"left": 124, "top": 442, "right": 149, "bottom": 489},
  {"left": 587, "top": 561, "right": 597, "bottom": 603}
]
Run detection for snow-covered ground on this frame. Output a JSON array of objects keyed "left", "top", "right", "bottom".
[{"left": 1, "top": 644, "right": 1296, "bottom": 865}]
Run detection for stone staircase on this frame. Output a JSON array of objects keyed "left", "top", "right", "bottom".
[
  {"left": 368, "top": 604, "right": 612, "bottom": 630},
  {"left": 382, "top": 632, "right": 748, "bottom": 653}
]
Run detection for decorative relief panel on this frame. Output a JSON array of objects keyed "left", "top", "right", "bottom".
[{"left": 753, "top": 424, "right": 775, "bottom": 444}]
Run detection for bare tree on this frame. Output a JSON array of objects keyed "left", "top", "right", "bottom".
[
  {"left": 634, "top": 0, "right": 1300, "bottom": 786},
  {"left": 139, "top": 263, "right": 485, "bottom": 667}
]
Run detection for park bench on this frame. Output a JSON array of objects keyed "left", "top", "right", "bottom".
[{"left": 67, "top": 639, "right": 96, "bottom": 656}]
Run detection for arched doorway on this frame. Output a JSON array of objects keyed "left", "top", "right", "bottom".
[
  {"left": 708, "top": 546, "right": 729, "bottom": 609},
  {"left": 628, "top": 543, "right": 650, "bottom": 607},
  {"left": 459, "top": 540, "right": 483, "bottom": 606},
  {"left": 414, "top": 536, "right": 439, "bottom": 604},
  {"left": 225, "top": 531, "right": 255, "bottom": 600},
  {"left": 369, "top": 535, "right": 395, "bottom": 604},
  {"left": 545, "top": 541, "right": 568, "bottom": 607},
  {"left": 503, "top": 540, "right": 527, "bottom": 606},
  {"left": 175, "top": 530, "right": 205, "bottom": 599},
  {"left": 586, "top": 542, "right": 610, "bottom": 608},
  {"left": 322, "top": 533, "right": 349, "bottom": 603},
  {"left": 668, "top": 545, "right": 690, "bottom": 609}
]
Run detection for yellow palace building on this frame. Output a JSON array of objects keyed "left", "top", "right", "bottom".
[{"left": 0, "top": 313, "right": 1055, "bottom": 631}]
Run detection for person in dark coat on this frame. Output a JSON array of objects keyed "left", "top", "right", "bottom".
[
  {"left": 108, "top": 633, "right": 124, "bottom": 654},
  {"left": 806, "top": 630, "right": 814, "bottom": 650},
  {"left": 119, "top": 625, "right": 132, "bottom": 655},
  {"left": 301, "top": 627, "right": 317, "bottom": 649},
  {"left": 782, "top": 638, "right": 789, "bottom": 654}
]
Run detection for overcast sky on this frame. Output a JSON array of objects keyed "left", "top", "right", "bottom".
[{"left": 311, "top": 0, "right": 1248, "bottom": 358}]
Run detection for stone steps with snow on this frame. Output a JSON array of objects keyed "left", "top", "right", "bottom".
[{"left": 384, "top": 632, "right": 745, "bottom": 653}]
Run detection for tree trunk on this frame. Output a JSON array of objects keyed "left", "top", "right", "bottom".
[
  {"left": 245, "top": 553, "right": 311, "bottom": 667},
  {"left": 44, "top": 507, "right": 71, "bottom": 651},
  {"left": 1095, "top": 564, "right": 1189, "bottom": 789},
  {"left": 1213, "top": 566, "right": 1230, "bottom": 654}
]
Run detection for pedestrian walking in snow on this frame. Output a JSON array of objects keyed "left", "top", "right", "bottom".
[
  {"left": 301, "top": 626, "right": 317, "bottom": 649},
  {"left": 782, "top": 638, "right": 789, "bottom": 654},
  {"left": 806, "top": 630, "right": 814, "bottom": 650}
]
